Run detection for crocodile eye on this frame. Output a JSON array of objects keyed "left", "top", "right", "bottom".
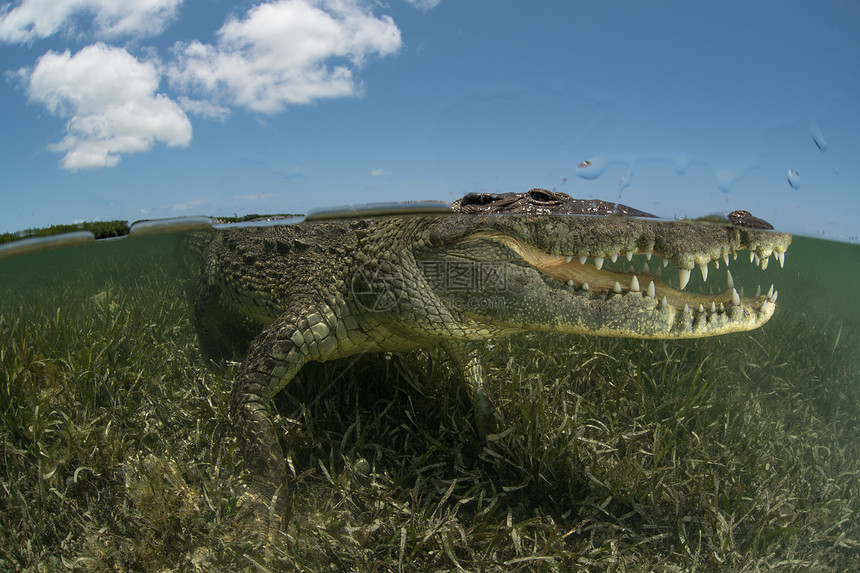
[{"left": 527, "top": 189, "right": 558, "bottom": 203}]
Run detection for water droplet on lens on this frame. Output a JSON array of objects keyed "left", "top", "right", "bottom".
[
  {"left": 715, "top": 170, "right": 735, "bottom": 194},
  {"left": 673, "top": 155, "right": 690, "bottom": 175},
  {"left": 787, "top": 169, "right": 800, "bottom": 190},
  {"left": 575, "top": 157, "right": 607, "bottom": 180},
  {"left": 812, "top": 127, "right": 829, "bottom": 153}
]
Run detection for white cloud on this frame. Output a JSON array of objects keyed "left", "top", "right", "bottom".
[
  {"left": 0, "top": 0, "right": 183, "bottom": 43},
  {"left": 177, "top": 96, "right": 230, "bottom": 120},
  {"left": 171, "top": 199, "right": 206, "bottom": 211},
  {"left": 404, "top": 0, "right": 440, "bottom": 11},
  {"left": 22, "top": 43, "right": 192, "bottom": 170},
  {"left": 169, "top": 0, "right": 401, "bottom": 114},
  {"left": 234, "top": 193, "right": 276, "bottom": 200},
  {"left": 370, "top": 169, "right": 391, "bottom": 176}
]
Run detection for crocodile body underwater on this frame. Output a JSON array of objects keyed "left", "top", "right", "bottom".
[{"left": 192, "top": 188, "right": 791, "bottom": 535}]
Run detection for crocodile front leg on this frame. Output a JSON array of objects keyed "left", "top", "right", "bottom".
[
  {"left": 442, "top": 340, "right": 498, "bottom": 438},
  {"left": 232, "top": 300, "right": 367, "bottom": 542}
]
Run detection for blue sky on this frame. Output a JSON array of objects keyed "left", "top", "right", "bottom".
[{"left": 1, "top": 0, "right": 858, "bottom": 241}]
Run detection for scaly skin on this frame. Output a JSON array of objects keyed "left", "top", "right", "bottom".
[{"left": 192, "top": 189, "right": 791, "bottom": 542}]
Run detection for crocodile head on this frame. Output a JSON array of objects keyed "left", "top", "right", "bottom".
[{"left": 414, "top": 189, "right": 791, "bottom": 339}]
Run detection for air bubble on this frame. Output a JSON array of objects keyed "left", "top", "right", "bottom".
[{"left": 787, "top": 169, "right": 800, "bottom": 190}]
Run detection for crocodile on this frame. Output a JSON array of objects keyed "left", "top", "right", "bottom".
[{"left": 193, "top": 188, "right": 791, "bottom": 536}]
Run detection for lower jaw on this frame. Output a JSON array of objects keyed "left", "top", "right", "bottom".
[{"left": 552, "top": 274, "right": 777, "bottom": 317}]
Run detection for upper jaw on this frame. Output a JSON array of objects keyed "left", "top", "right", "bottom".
[{"left": 478, "top": 228, "right": 788, "bottom": 316}]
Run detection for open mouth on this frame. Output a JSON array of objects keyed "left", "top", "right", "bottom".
[{"left": 485, "top": 233, "right": 787, "bottom": 316}]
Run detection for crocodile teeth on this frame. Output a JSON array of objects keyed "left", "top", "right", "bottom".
[
  {"left": 662, "top": 295, "right": 668, "bottom": 308},
  {"left": 755, "top": 285, "right": 761, "bottom": 297},
  {"left": 770, "top": 290, "right": 779, "bottom": 303},
  {"left": 762, "top": 298, "right": 770, "bottom": 313},
  {"left": 698, "top": 304, "right": 705, "bottom": 313},
  {"left": 541, "top": 245, "right": 782, "bottom": 304},
  {"left": 678, "top": 268, "right": 691, "bottom": 290}
]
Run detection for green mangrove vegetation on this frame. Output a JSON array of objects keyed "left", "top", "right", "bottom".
[{"left": 0, "top": 221, "right": 131, "bottom": 245}]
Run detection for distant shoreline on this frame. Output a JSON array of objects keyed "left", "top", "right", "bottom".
[{"left": 0, "top": 214, "right": 303, "bottom": 246}]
